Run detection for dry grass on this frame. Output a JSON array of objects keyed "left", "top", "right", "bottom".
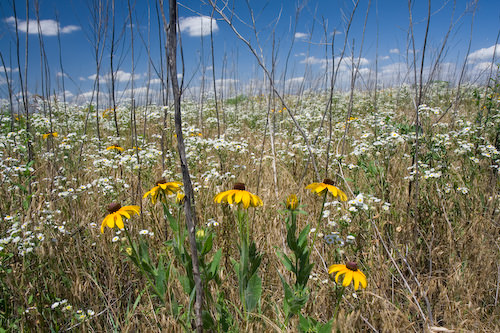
[{"left": 1, "top": 85, "right": 500, "bottom": 332}]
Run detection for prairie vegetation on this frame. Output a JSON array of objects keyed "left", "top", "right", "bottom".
[{"left": 1, "top": 0, "right": 500, "bottom": 332}]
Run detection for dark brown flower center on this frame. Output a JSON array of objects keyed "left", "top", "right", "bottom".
[
  {"left": 155, "top": 177, "right": 166, "bottom": 185},
  {"left": 323, "top": 178, "right": 334, "bottom": 185},
  {"left": 107, "top": 202, "right": 121, "bottom": 213},
  {"left": 233, "top": 182, "right": 246, "bottom": 191},
  {"left": 346, "top": 261, "right": 358, "bottom": 271}
]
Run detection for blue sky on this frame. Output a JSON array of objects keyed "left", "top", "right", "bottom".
[{"left": 0, "top": 0, "right": 499, "bottom": 105}]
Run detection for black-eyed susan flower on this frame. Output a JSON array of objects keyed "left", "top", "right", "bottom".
[
  {"left": 106, "top": 143, "right": 124, "bottom": 152},
  {"left": 214, "top": 182, "right": 263, "bottom": 209},
  {"left": 42, "top": 132, "right": 58, "bottom": 139},
  {"left": 286, "top": 194, "right": 299, "bottom": 210},
  {"left": 306, "top": 178, "right": 348, "bottom": 201},
  {"left": 328, "top": 261, "right": 367, "bottom": 290},
  {"left": 143, "top": 178, "right": 182, "bottom": 204},
  {"left": 101, "top": 203, "right": 140, "bottom": 233}
]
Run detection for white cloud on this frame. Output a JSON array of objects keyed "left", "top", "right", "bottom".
[
  {"left": 286, "top": 77, "right": 304, "bottom": 84},
  {"left": 295, "top": 32, "right": 308, "bottom": 39},
  {"left": 56, "top": 72, "right": 68, "bottom": 78},
  {"left": 468, "top": 44, "right": 500, "bottom": 63},
  {"left": 4, "top": 17, "right": 80, "bottom": 36},
  {"left": 471, "top": 61, "right": 494, "bottom": 73},
  {"left": 0, "top": 66, "right": 18, "bottom": 73},
  {"left": 300, "top": 56, "right": 327, "bottom": 66},
  {"left": 149, "top": 78, "right": 162, "bottom": 84},
  {"left": 215, "top": 78, "right": 238, "bottom": 86},
  {"left": 381, "top": 62, "right": 407, "bottom": 74},
  {"left": 389, "top": 48, "right": 400, "bottom": 54},
  {"left": 379, "top": 55, "right": 390, "bottom": 60},
  {"left": 88, "top": 70, "right": 140, "bottom": 83},
  {"left": 179, "top": 16, "right": 218, "bottom": 37}
]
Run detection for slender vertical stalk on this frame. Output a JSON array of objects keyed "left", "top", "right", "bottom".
[
  {"left": 210, "top": 6, "right": 221, "bottom": 138},
  {"left": 160, "top": 1, "right": 204, "bottom": 331}
]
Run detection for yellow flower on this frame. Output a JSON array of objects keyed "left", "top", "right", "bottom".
[
  {"left": 125, "top": 247, "right": 133, "bottom": 256},
  {"left": 106, "top": 144, "right": 124, "bottom": 152},
  {"left": 305, "top": 178, "right": 347, "bottom": 201},
  {"left": 214, "top": 182, "right": 263, "bottom": 209},
  {"left": 328, "top": 261, "right": 367, "bottom": 290},
  {"left": 196, "top": 229, "right": 205, "bottom": 239},
  {"left": 42, "top": 132, "right": 58, "bottom": 139},
  {"left": 176, "top": 192, "right": 185, "bottom": 205},
  {"left": 143, "top": 178, "right": 182, "bottom": 204},
  {"left": 102, "top": 108, "right": 113, "bottom": 119},
  {"left": 101, "top": 203, "right": 140, "bottom": 233},
  {"left": 286, "top": 194, "right": 299, "bottom": 210}
]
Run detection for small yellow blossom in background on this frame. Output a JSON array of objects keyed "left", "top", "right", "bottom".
[
  {"left": 176, "top": 192, "right": 185, "bottom": 205},
  {"left": 286, "top": 194, "right": 299, "bottom": 210},
  {"left": 125, "top": 247, "right": 133, "bottom": 256},
  {"left": 328, "top": 261, "right": 367, "bottom": 290},
  {"left": 143, "top": 178, "right": 182, "bottom": 204},
  {"left": 42, "top": 132, "right": 58, "bottom": 140},
  {"left": 214, "top": 182, "right": 263, "bottom": 209},
  {"left": 101, "top": 203, "right": 140, "bottom": 233},
  {"left": 102, "top": 108, "right": 114, "bottom": 119},
  {"left": 106, "top": 144, "right": 124, "bottom": 152},
  {"left": 196, "top": 229, "right": 205, "bottom": 239},
  {"left": 306, "top": 178, "right": 348, "bottom": 201}
]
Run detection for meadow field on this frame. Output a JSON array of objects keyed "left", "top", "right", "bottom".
[
  {"left": 2, "top": 78, "right": 500, "bottom": 332},
  {"left": 2, "top": 0, "right": 500, "bottom": 332}
]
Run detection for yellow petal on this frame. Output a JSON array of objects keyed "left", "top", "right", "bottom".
[
  {"left": 328, "top": 264, "right": 344, "bottom": 274},
  {"left": 338, "top": 189, "right": 348, "bottom": 201},
  {"left": 107, "top": 214, "right": 116, "bottom": 228},
  {"left": 250, "top": 193, "right": 262, "bottom": 207},
  {"left": 235, "top": 190, "right": 244, "bottom": 204},
  {"left": 241, "top": 192, "right": 251, "bottom": 209},
  {"left": 143, "top": 190, "right": 151, "bottom": 199},
  {"left": 358, "top": 272, "right": 367, "bottom": 289},
  {"left": 214, "top": 192, "right": 225, "bottom": 203},
  {"left": 120, "top": 210, "right": 131, "bottom": 219},
  {"left": 354, "top": 275, "right": 360, "bottom": 290},
  {"left": 100, "top": 218, "right": 107, "bottom": 233},
  {"left": 122, "top": 205, "right": 140, "bottom": 215},
  {"left": 305, "top": 183, "right": 319, "bottom": 190},
  {"left": 227, "top": 190, "right": 235, "bottom": 204},
  {"left": 343, "top": 271, "right": 353, "bottom": 287},
  {"left": 115, "top": 214, "right": 124, "bottom": 229},
  {"left": 327, "top": 185, "right": 338, "bottom": 197},
  {"left": 315, "top": 184, "right": 326, "bottom": 194},
  {"left": 335, "top": 271, "right": 344, "bottom": 283}
]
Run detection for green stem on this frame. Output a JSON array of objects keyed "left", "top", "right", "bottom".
[
  {"left": 310, "top": 191, "right": 328, "bottom": 249},
  {"left": 124, "top": 228, "right": 165, "bottom": 303},
  {"left": 332, "top": 286, "right": 345, "bottom": 321}
]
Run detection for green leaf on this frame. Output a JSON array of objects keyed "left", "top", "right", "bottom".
[
  {"left": 318, "top": 318, "right": 334, "bottom": 333},
  {"left": 298, "top": 224, "right": 311, "bottom": 248},
  {"left": 208, "top": 249, "right": 222, "bottom": 277},
  {"left": 299, "top": 313, "right": 312, "bottom": 332},
  {"left": 244, "top": 274, "right": 262, "bottom": 312},
  {"left": 277, "top": 250, "right": 294, "bottom": 273},
  {"left": 201, "top": 232, "right": 213, "bottom": 256}
]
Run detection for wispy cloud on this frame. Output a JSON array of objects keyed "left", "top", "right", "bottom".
[
  {"left": 468, "top": 44, "right": 500, "bottom": 63},
  {"left": 294, "top": 32, "right": 308, "bottom": 39},
  {"left": 4, "top": 17, "right": 80, "bottom": 36},
  {"left": 300, "top": 56, "right": 326, "bottom": 66},
  {"left": 179, "top": 16, "right": 218, "bottom": 37},
  {"left": 0, "top": 66, "right": 18, "bottom": 73},
  {"left": 88, "top": 70, "right": 140, "bottom": 83},
  {"left": 389, "top": 48, "right": 400, "bottom": 54}
]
